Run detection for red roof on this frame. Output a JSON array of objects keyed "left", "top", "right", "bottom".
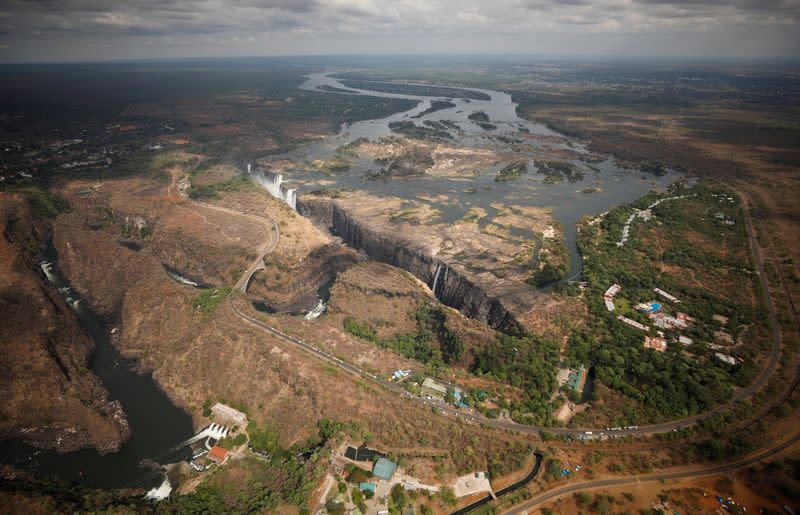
[{"left": 209, "top": 446, "right": 229, "bottom": 462}]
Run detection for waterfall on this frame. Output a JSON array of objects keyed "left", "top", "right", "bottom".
[
  {"left": 247, "top": 163, "right": 251, "bottom": 174},
  {"left": 144, "top": 474, "right": 172, "bottom": 501},
  {"left": 40, "top": 260, "right": 57, "bottom": 282},
  {"left": 304, "top": 299, "right": 327, "bottom": 320},
  {"left": 431, "top": 264, "right": 442, "bottom": 298},
  {"left": 165, "top": 268, "right": 201, "bottom": 288},
  {"left": 251, "top": 166, "right": 297, "bottom": 211}
]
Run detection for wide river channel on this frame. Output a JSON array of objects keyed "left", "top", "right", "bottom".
[{"left": 252, "top": 72, "right": 681, "bottom": 281}]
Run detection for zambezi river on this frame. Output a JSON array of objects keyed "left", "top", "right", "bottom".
[
  {"left": 0, "top": 242, "right": 195, "bottom": 492},
  {"left": 251, "top": 72, "right": 681, "bottom": 282}
]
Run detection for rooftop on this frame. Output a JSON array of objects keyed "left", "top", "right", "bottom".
[
  {"left": 373, "top": 457, "right": 398, "bottom": 480},
  {"left": 208, "top": 445, "right": 229, "bottom": 464}
]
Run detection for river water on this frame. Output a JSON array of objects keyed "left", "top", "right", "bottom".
[
  {"left": 0, "top": 243, "right": 194, "bottom": 490},
  {"left": 252, "top": 73, "right": 681, "bottom": 281}
]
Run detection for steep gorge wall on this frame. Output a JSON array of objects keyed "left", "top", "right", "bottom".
[{"left": 298, "top": 196, "right": 520, "bottom": 333}]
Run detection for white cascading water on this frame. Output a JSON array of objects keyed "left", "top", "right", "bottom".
[
  {"left": 304, "top": 299, "right": 327, "bottom": 320},
  {"left": 41, "top": 261, "right": 80, "bottom": 309},
  {"left": 169, "top": 423, "right": 229, "bottom": 450},
  {"left": 144, "top": 474, "right": 172, "bottom": 501},
  {"left": 431, "top": 264, "right": 442, "bottom": 299},
  {"left": 250, "top": 166, "right": 297, "bottom": 211},
  {"left": 165, "top": 269, "right": 201, "bottom": 288},
  {"left": 285, "top": 188, "right": 297, "bottom": 211}
]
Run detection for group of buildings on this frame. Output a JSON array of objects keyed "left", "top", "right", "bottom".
[{"left": 602, "top": 283, "right": 740, "bottom": 366}]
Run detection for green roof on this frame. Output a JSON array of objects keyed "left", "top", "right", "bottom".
[{"left": 373, "top": 458, "right": 397, "bottom": 480}]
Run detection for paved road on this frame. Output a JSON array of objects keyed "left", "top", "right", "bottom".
[
  {"left": 173, "top": 172, "right": 788, "bottom": 441},
  {"left": 176, "top": 167, "right": 799, "bottom": 513},
  {"left": 168, "top": 170, "right": 280, "bottom": 294},
  {"left": 507, "top": 430, "right": 800, "bottom": 513}
]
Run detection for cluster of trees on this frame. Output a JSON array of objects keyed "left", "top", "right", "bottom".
[
  {"left": 534, "top": 160, "right": 584, "bottom": 183},
  {"left": 343, "top": 302, "right": 464, "bottom": 367},
  {"left": 495, "top": 160, "right": 528, "bottom": 182},
  {"left": 387, "top": 120, "right": 452, "bottom": 141},
  {"left": 472, "top": 333, "right": 560, "bottom": 425},
  {"left": 412, "top": 100, "right": 456, "bottom": 118}
]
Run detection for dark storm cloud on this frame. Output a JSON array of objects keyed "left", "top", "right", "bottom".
[{"left": 0, "top": 0, "right": 797, "bottom": 61}]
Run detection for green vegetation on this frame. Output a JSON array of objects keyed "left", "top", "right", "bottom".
[
  {"left": 192, "top": 287, "right": 233, "bottom": 320},
  {"left": 412, "top": 100, "right": 457, "bottom": 118},
  {"left": 343, "top": 302, "right": 464, "bottom": 367},
  {"left": 439, "top": 486, "right": 457, "bottom": 506},
  {"left": 343, "top": 316, "right": 378, "bottom": 342},
  {"left": 467, "top": 111, "right": 496, "bottom": 130},
  {"left": 535, "top": 160, "right": 584, "bottom": 183},
  {"left": 460, "top": 208, "right": 484, "bottom": 223},
  {"left": 472, "top": 332, "right": 559, "bottom": 425},
  {"left": 528, "top": 235, "right": 569, "bottom": 288},
  {"left": 339, "top": 79, "right": 490, "bottom": 101},
  {"left": 336, "top": 137, "right": 369, "bottom": 156},
  {"left": 389, "top": 207, "right": 420, "bottom": 221},
  {"left": 218, "top": 432, "right": 247, "bottom": 449},
  {"left": 570, "top": 183, "right": 765, "bottom": 423},
  {"left": 188, "top": 175, "right": 252, "bottom": 200},
  {"left": 387, "top": 120, "right": 452, "bottom": 141},
  {"left": 315, "top": 155, "right": 352, "bottom": 173},
  {"left": 495, "top": 160, "right": 528, "bottom": 182},
  {"left": 162, "top": 418, "right": 351, "bottom": 513},
  {"left": 367, "top": 146, "right": 435, "bottom": 179},
  {"left": 467, "top": 110, "right": 490, "bottom": 122},
  {"left": 18, "top": 187, "right": 71, "bottom": 219}
]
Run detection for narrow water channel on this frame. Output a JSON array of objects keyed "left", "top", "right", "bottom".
[{"left": 0, "top": 242, "right": 195, "bottom": 490}]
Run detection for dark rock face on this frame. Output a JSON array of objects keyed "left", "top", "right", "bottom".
[{"left": 298, "top": 196, "right": 521, "bottom": 333}]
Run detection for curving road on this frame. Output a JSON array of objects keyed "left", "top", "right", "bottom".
[
  {"left": 170, "top": 165, "right": 799, "bottom": 510},
  {"left": 507, "top": 430, "right": 800, "bottom": 513},
  {"left": 170, "top": 166, "right": 789, "bottom": 441}
]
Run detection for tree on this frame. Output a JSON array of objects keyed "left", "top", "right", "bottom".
[
  {"left": 390, "top": 484, "right": 407, "bottom": 510},
  {"left": 439, "top": 486, "right": 456, "bottom": 506},
  {"left": 326, "top": 499, "right": 345, "bottom": 515},
  {"left": 545, "top": 459, "right": 563, "bottom": 481}
]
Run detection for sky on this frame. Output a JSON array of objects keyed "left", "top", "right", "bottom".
[{"left": 0, "top": 0, "right": 798, "bottom": 62}]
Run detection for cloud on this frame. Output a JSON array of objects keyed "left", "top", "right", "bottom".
[{"left": 0, "top": 0, "right": 797, "bottom": 60}]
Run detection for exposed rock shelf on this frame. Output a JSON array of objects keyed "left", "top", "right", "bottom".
[{"left": 299, "top": 195, "right": 524, "bottom": 333}]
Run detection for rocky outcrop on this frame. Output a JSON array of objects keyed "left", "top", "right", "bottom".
[{"left": 298, "top": 196, "right": 522, "bottom": 333}]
